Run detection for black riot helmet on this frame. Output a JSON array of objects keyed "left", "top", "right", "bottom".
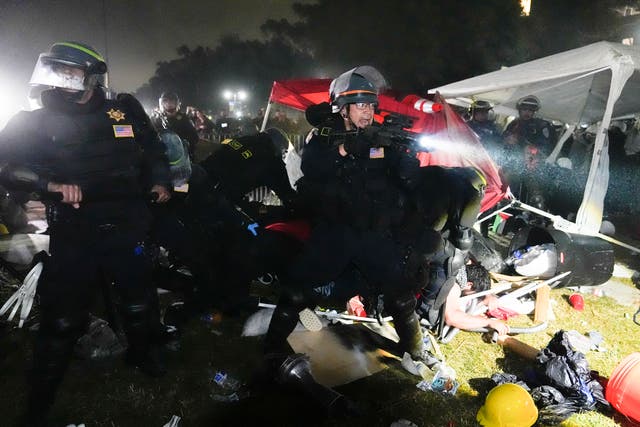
[
  {"left": 516, "top": 95, "right": 541, "bottom": 111},
  {"left": 29, "top": 41, "right": 108, "bottom": 95},
  {"left": 159, "top": 92, "right": 181, "bottom": 115},
  {"left": 469, "top": 99, "right": 493, "bottom": 115},
  {"left": 329, "top": 66, "right": 387, "bottom": 113}
]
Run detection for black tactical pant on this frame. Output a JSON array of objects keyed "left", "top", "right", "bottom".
[
  {"left": 264, "top": 222, "right": 423, "bottom": 358},
  {"left": 27, "top": 222, "right": 159, "bottom": 422}
]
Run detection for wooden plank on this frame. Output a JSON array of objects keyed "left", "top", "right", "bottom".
[{"left": 534, "top": 284, "right": 551, "bottom": 323}]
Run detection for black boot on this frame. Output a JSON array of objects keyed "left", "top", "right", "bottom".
[
  {"left": 122, "top": 303, "right": 167, "bottom": 377},
  {"left": 24, "top": 317, "right": 84, "bottom": 426}
]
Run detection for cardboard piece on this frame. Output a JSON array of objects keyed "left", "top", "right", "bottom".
[{"left": 287, "top": 323, "right": 399, "bottom": 388}]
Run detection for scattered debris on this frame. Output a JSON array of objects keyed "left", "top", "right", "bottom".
[
  {"left": 491, "top": 330, "right": 610, "bottom": 425},
  {"left": 568, "top": 293, "right": 585, "bottom": 311},
  {"left": 74, "top": 316, "right": 125, "bottom": 360},
  {"left": 162, "top": 415, "right": 181, "bottom": 427},
  {"left": 414, "top": 358, "right": 458, "bottom": 396},
  {"left": 565, "top": 330, "right": 607, "bottom": 353},
  {"left": 390, "top": 420, "right": 418, "bottom": 427}
]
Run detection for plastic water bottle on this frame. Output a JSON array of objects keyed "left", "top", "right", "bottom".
[
  {"left": 511, "top": 243, "right": 557, "bottom": 277},
  {"left": 505, "top": 247, "right": 529, "bottom": 265},
  {"left": 210, "top": 370, "right": 241, "bottom": 391}
]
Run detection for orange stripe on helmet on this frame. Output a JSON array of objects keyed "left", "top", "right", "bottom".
[{"left": 338, "top": 89, "right": 377, "bottom": 96}]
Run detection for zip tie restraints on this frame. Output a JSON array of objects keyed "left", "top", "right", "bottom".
[{"left": 0, "top": 261, "right": 43, "bottom": 328}]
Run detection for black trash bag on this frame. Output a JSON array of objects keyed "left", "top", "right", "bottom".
[
  {"left": 75, "top": 315, "right": 126, "bottom": 360},
  {"left": 531, "top": 385, "right": 580, "bottom": 425},
  {"left": 533, "top": 331, "right": 610, "bottom": 415},
  {"left": 491, "top": 373, "right": 530, "bottom": 391},
  {"left": 531, "top": 385, "right": 565, "bottom": 407}
]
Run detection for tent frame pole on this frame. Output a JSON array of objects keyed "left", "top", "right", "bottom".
[{"left": 260, "top": 102, "right": 273, "bottom": 132}]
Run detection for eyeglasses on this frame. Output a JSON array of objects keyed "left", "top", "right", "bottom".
[{"left": 353, "top": 102, "right": 377, "bottom": 111}]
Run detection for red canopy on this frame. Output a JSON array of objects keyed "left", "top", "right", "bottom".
[
  {"left": 268, "top": 79, "right": 333, "bottom": 111},
  {"left": 268, "top": 79, "right": 505, "bottom": 212}
]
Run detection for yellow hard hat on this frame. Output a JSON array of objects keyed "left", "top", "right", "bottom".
[{"left": 477, "top": 383, "right": 538, "bottom": 427}]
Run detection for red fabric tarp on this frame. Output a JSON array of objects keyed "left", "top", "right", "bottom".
[{"left": 268, "top": 79, "right": 506, "bottom": 212}]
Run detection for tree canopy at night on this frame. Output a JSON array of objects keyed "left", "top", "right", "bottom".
[
  {"left": 135, "top": 35, "right": 315, "bottom": 113},
  {"left": 138, "top": 0, "right": 640, "bottom": 111}
]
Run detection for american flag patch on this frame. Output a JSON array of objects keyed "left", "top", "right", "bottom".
[
  {"left": 369, "top": 147, "right": 385, "bottom": 159},
  {"left": 113, "top": 125, "right": 134, "bottom": 138}
]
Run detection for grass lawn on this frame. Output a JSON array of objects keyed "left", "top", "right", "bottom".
[{"left": 1, "top": 274, "right": 639, "bottom": 427}]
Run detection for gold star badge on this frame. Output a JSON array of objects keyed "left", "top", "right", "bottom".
[{"left": 106, "top": 109, "right": 126, "bottom": 122}]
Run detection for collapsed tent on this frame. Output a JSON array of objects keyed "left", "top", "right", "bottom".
[
  {"left": 262, "top": 79, "right": 505, "bottom": 212},
  {"left": 429, "top": 41, "right": 640, "bottom": 234}
]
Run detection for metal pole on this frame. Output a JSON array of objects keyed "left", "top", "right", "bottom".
[{"left": 260, "top": 102, "right": 273, "bottom": 132}]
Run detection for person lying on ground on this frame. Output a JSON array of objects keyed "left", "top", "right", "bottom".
[{"left": 417, "top": 263, "right": 509, "bottom": 336}]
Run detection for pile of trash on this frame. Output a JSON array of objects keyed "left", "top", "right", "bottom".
[
  {"left": 490, "top": 330, "right": 610, "bottom": 425},
  {"left": 505, "top": 243, "right": 557, "bottom": 278}
]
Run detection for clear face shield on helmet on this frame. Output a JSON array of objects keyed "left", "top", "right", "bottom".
[
  {"left": 29, "top": 54, "right": 103, "bottom": 93},
  {"left": 160, "top": 99, "right": 179, "bottom": 116},
  {"left": 329, "top": 65, "right": 387, "bottom": 113}
]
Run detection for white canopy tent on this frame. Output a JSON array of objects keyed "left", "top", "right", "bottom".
[{"left": 430, "top": 41, "right": 640, "bottom": 235}]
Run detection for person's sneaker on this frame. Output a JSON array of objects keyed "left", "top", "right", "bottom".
[{"left": 298, "top": 308, "right": 322, "bottom": 331}]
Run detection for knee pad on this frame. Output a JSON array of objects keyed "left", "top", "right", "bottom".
[
  {"left": 451, "top": 226, "right": 474, "bottom": 252},
  {"left": 447, "top": 248, "right": 466, "bottom": 277}
]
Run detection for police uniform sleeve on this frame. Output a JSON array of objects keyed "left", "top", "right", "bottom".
[
  {"left": 117, "top": 93, "right": 171, "bottom": 189},
  {"left": 387, "top": 144, "right": 420, "bottom": 190},
  {"left": 0, "top": 112, "right": 37, "bottom": 163},
  {"left": 300, "top": 131, "right": 343, "bottom": 182}
]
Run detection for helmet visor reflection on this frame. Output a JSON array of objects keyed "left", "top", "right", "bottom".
[{"left": 29, "top": 54, "right": 86, "bottom": 91}]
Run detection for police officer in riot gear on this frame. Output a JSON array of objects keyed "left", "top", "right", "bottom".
[
  {"left": 502, "top": 95, "right": 556, "bottom": 205},
  {"left": 200, "top": 127, "right": 298, "bottom": 211},
  {"left": 151, "top": 92, "right": 200, "bottom": 159},
  {"left": 503, "top": 95, "right": 555, "bottom": 152},
  {"left": 467, "top": 100, "right": 502, "bottom": 161},
  {"left": 0, "top": 41, "right": 171, "bottom": 425},
  {"left": 261, "top": 67, "right": 440, "bottom": 411}
]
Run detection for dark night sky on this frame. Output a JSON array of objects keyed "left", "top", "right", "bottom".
[{"left": 0, "top": 0, "right": 312, "bottom": 112}]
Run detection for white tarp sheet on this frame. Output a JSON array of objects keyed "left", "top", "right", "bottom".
[{"left": 429, "top": 41, "right": 640, "bottom": 234}]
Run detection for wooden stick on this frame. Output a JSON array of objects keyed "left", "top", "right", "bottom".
[{"left": 496, "top": 335, "right": 540, "bottom": 361}]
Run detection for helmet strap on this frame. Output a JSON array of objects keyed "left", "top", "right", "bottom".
[{"left": 341, "top": 105, "right": 358, "bottom": 130}]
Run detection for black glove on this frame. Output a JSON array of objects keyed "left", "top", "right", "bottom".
[
  {"left": 342, "top": 133, "right": 371, "bottom": 158},
  {"left": 362, "top": 125, "right": 392, "bottom": 147}
]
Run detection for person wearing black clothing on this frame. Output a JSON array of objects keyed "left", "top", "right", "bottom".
[
  {"left": 199, "top": 127, "right": 298, "bottom": 211},
  {"left": 503, "top": 96, "right": 556, "bottom": 153},
  {"left": 166, "top": 128, "right": 298, "bottom": 316},
  {"left": 262, "top": 68, "right": 440, "bottom": 408},
  {"left": 151, "top": 92, "right": 200, "bottom": 159},
  {"left": 0, "top": 41, "right": 171, "bottom": 425},
  {"left": 467, "top": 100, "right": 502, "bottom": 161},
  {"left": 502, "top": 95, "right": 556, "bottom": 205}
]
